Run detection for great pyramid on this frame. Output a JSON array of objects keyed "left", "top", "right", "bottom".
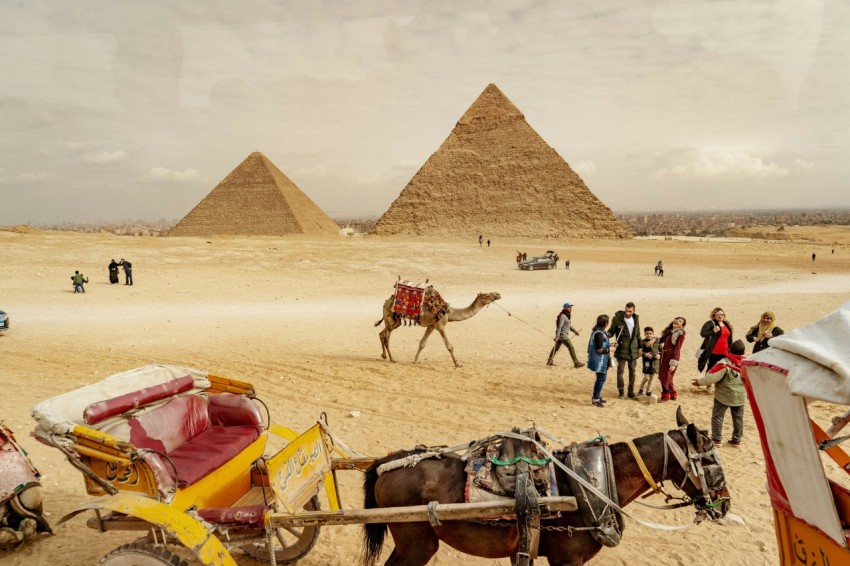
[
  {"left": 373, "top": 84, "right": 630, "bottom": 238},
  {"left": 169, "top": 151, "right": 338, "bottom": 237}
]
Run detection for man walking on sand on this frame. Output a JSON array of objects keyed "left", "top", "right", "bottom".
[
  {"left": 608, "top": 302, "right": 642, "bottom": 399},
  {"left": 547, "top": 302, "right": 584, "bottom": 368}
]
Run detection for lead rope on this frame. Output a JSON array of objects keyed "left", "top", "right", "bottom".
[{"left": 492, "top": 303, "right": 551, "bottom": 339}]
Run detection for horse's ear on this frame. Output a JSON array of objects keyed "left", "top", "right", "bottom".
[
  {"left": 686, "top": 423, "right": 700, "bottom": 449},
  {"left": 675, "top": 406, "right": 689, "bottom": 428}
]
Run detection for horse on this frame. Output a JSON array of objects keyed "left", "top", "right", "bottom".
[{"left": 362, "top": 408, "right": 729, "bottom": 566}]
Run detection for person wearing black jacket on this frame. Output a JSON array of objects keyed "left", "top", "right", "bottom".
[
  {"left": 119, "top": 258, "right": 133, "bottom": 285},
  {"left": 607, "top": 302, "right": 641, "bottom": 399},
  {"left": 698, "top": 307, "right": 734, "bottom": 373}
]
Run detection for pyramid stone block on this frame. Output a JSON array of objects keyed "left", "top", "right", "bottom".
[
  {"left": 169, "top": 152, "right": 338, "bottom": 237},
  {"left": 373, "top": 84, "right": 630, "bottom": 238}
]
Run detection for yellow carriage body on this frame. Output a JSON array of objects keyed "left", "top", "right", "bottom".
[{"left": 32, "top": 364, "right": 345, "bottom": 565}]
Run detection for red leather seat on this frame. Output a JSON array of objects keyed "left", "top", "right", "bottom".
[{"left": 124, "top": 393, "right": 263, "bottom": 486}]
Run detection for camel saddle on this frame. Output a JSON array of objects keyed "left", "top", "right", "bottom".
[{"left": 560, "top": 438, "right": 625, "bottom": 548}]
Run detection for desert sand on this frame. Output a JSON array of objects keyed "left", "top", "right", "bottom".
[{"left": 2, "top": 229, "right": 850, "bottom": 565}]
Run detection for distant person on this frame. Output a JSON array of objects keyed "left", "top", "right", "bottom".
[
  {"left": 655, "top": 260, "right": 664, "bottom": 276},
  {"left": 608, "top": 302, "right": 641, "bottom": 399},
  {"left": 587, "top": 314, "right": 615, "bottom": 408},
  {"left": 553, "top": 252, "right": 559, "bottom": 268},
  {"left": 487, "top": 239, "right": 491, "bottom": 248},
  {"left": 565, "top": 259, "right": 570, "bottom": 270},
  {"left": 522, "top": 252, "right": 527, "bottom": 261},
  {"left": 692, "top": 339, "right": 747, "bottom": 448},
  {"left": 637, "top": 326, "right": 660, "bottom": 397},
  {"left": 516, "top": 251, "right": 523, "bottom": 265},
  {"left": 546, "top": 302, "right": 583, "bottom": 368},
  {"left": 745, "top": 311, "right": 784, "bottom": 354},
  {"left": 812, "top": 252, "right": 816, "bottom": 261},
  {"left": 108, "top": 259, "right": 119, "bottom": 284},
  {"left": 71, "top": 270, "right": 89, "bottom": 293},
  {"left": 119, "top": 258, "right": 133, "bottom": 285},
  {"left": 479, "top": 235, "right": 483, "bottom": 247},
  {"left": 658, "top": 317, "right": 687, "bottom": 401}
]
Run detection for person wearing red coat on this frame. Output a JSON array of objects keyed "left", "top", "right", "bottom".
[{"left": 658, "top": 317, "right": 687, "bottom": 401}]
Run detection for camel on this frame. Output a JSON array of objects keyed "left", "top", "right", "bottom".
[{"left": 374, "top": 288, "right": 500, "bottom": 367}]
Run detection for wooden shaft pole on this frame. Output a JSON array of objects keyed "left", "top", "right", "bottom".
[{"left": 269, "top": 496, "right": 577, "bottom": 528}]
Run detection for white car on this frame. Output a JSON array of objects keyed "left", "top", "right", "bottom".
[{"left": 0, "top": 310, "right": 8, "bottom": 333}]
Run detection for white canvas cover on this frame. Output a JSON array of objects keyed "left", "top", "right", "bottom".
[
  {"left": 764, "top": 300, "right": 850, "bottom": 403},
  {"left": 32, "top": 364, "right": 210, "bottom": 437},
  {"left": 746, "top": 300, "right": 850, "bottom": 547},
  {"left": 744, "top": 362, "right": 846, "bottom": 546}
]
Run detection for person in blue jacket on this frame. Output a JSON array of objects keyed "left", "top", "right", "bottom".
[{"left": 587, "top": 314, "right": 617, "bottom": 408}]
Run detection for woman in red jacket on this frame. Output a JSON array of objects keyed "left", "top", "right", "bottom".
[{"left": 658, "top": 317, "right": 687, "bottom": 401}]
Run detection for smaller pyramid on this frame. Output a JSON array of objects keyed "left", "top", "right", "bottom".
[{"left": 169, "top": 152, "right": 338, "bottom": 237}]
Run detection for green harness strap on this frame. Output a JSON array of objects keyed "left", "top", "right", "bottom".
[{"left": 490, "top": 455, "right": 552, "bottom": 467}]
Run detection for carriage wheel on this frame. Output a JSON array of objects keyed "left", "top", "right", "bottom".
[
  {"left": 242, "top": 496, "right": 321, "bottom": 564},
  {"left": 98, "top": 542, "right": 188, "bottom": 566}
]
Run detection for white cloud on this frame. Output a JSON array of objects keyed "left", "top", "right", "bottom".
[
  {"left": 17, "top": 171, "right": 54, "bottom": 183},
  {"left": 81, "top": 151, "right": 127, "bottom": 165},
  {"left": 651, "top": 150, "right": 789, "bottom": 179},
  {"left": 792, "top": 158, "right": 814, "bottom": 171},
  {"left": 293, "top": 165, "right": 327, "bottom": 178},
  {"left": 64, "top": 141, "right": 86, "bottom": 152},
  {"left": 391, "top": 160, "right": 419, "bottom": 170},
  {"left": 572, "top": 160, "right": 597, "bottom": 177},
  {"left": 147, "top": 167, "right": 201, "bottom": 182}
]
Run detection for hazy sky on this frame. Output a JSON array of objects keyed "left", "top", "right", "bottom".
[{"left": 1, "top": 1, "right": 847, "bottom": 225}]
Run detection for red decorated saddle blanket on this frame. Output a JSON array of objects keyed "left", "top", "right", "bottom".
[
  {"left": 392, "top": 282, "right": 449, "bottom": 323},
  {"left": 393, "top": 283, "right": 425, "bottom": 320}
]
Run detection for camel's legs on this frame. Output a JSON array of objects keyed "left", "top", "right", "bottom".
[
  {"left": 435, "top": 326, "right": 460, "bottom": 367},
  {"left": 413, "top": 326, "right": 435, "bottom": 364},
  {"left": 379, "top": 318, "right": 402, "bottom": 362}
]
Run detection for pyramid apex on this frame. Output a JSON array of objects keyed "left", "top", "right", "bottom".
[{"left": 458, "top": 83, "right": 524, "bottom": 124}]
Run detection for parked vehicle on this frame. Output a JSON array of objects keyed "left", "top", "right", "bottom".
[
  {"left": 0, "top": 310, "right": 8, "bottom": 333},
  {"left": 518, "top": 251, "right": 557, "bottom": 270}
]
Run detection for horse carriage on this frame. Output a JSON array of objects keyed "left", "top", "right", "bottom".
[
  {"left": 741, "top": 300, "right": 850, "bottom": 565},
  {"left": 32, "top": 364, "right": 588, "bottom": 565}
]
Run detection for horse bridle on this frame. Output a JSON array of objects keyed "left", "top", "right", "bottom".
[{"left": 627, "top": 429, "right": 728, "bottom": 521}]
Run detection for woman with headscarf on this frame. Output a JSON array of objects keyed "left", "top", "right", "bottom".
[
  {"left": 698, "top": 307, "right": 733, "bottom": 373},
  {"left": 658, "top": 316, "right": 686, "bottom": 402},
  {"left": 745, "top": 311, "right": 784, "bottom": 354}
]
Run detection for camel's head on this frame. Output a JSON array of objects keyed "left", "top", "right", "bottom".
[{"left": 477, "top": 292, "right": 501, "bottom": 305}]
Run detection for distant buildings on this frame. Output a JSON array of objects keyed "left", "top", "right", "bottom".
[{"left": 619, "top": 209, "right": 850, "bottom": 237}]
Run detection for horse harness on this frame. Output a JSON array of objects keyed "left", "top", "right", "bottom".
[{"left": 627, "top": 429, "right": 727, "bottom": 521}]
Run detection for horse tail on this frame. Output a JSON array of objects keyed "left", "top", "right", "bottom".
[
  {"left": 361, "top": 462, "right": 386, "bottom": 566},
  {"left": 374, "top": 318, "right": 383, "bottom": 327}
]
